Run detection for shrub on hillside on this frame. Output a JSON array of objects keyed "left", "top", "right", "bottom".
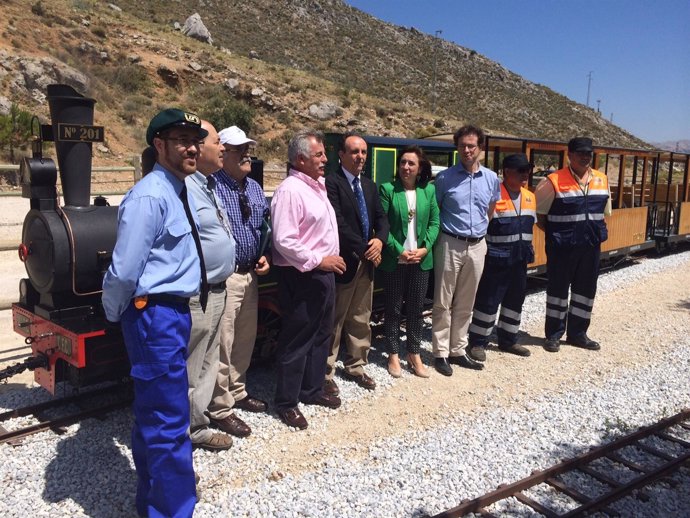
[
  {"left": 193, "top": 85, "right": 255, "bottom": 132},
  {"left": 111, "top": 65, "right": 149, "bottom": 95}
]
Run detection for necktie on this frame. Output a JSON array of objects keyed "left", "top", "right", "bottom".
[
  {"left": 180, "top": 184, "right": 209, "bottom": 312},
  {"left": 352, "top": 177, "right": 370, "bottom": 241}
]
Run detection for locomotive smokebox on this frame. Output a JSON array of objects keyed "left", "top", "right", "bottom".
[{"left": 47, "top": 84, "right": 96, "bottom": 208}]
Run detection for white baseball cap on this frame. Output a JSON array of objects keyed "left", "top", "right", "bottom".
[{"left": 218, "top": 126, "right": 256, "bottom": 146}]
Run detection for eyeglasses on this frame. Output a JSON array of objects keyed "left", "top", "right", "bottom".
[
  {"left": 224, "top": 144, "right": 255, "bottom": 155},
  {"left": 161, "top": 137, "right": 205, "bottom": 148},
  {"left": 459, "top": 144, "right": 478, "bottom": 151},
  {"left": 238, "top": 188, "right": 251, "bottom": 222}
]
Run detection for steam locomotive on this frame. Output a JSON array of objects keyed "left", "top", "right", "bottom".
[{"left": 11, "top": 84, "right": 129, "bottom": 394}]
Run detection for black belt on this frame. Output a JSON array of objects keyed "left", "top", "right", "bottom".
[
  {"left": 209, "top": 281, "right": 226, "bottom": 290},
  {"left": 235, "top": 265, "right": 253, "bottom": 274},
  {"left": 143, "top": 294, "right": 190, "bottom": 305},
  {"left": 442, "top": 230, "right": 484, "bottom": 243}
]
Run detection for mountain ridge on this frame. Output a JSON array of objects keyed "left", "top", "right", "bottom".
[{"left": 0, "top": 0, "right": 657, "bottom": 167}]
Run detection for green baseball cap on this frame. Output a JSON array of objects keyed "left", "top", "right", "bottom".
[{"left": 146, "top": 108, "right": 208, "bottom": 146}]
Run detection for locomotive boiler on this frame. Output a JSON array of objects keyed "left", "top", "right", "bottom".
[{"left": 11, "top": 84, "right": 129, "bottom": 394}]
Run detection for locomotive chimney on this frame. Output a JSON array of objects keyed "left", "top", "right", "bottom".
[{"left": 46, "top": 84, "right": 96, "bottom": 208}]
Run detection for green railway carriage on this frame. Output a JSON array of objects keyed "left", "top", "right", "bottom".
[{"left": 324, "top": 133, "right": 459, "bottom": 184}]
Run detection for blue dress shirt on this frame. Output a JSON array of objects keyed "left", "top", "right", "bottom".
[
  {"left": 186, "top": 172, "right": 236, "bottom": 284},
  {"left": 102, "top": 164, "right": 201, "bottom": 321},
  {"left": 212, "top": 170, "right": 269, "bottom": 269},
  {"left": 435, "top": 163, "right": 501, "bottom": 238}
]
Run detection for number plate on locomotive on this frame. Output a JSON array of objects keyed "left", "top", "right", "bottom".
[{"left": 57, "top": 123, "right": 105, "bottom": 142}]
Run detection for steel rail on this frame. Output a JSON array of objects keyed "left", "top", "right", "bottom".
[
  {"left": 0, "top": 383, "right": 132, "bottom": 445},
  {"left": 435, "top": 409, "right": 690, "bottom": 517},
  {"left": 0, "top": 398, "right": 131, "bottom": 445}
]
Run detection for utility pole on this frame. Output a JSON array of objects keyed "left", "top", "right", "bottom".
[
  {"left": 586, "top": 71, "right": 593, "bottom": 107},
  {"left": 431, "top": 29, "right": 442, "bottom": 113},
  {"left": 610, "top": 113, "right": 614, "bottom": 123},
  {"left": 596, "top": 99, "right": 601, "bottom": 114}
]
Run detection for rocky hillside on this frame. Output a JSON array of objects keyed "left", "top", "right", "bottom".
[
  {"left": 652, "top": 140, "right": 690, "bottom": 153},
  {"left": 0, "top": 0, "right": 650, "bottom": 168}
]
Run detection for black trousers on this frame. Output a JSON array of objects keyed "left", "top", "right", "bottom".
[
  {"left": 381, "top": 264, "right": 430, "bottom": 355},
  {"left": 468, "top": 258, "right": 528, "bottom": 349},
  {"left": 545, "top": 243, "right": 601, "bottom": 340},
  {"left": 274, "top": 266, "right": 335, "bottom": 412}
]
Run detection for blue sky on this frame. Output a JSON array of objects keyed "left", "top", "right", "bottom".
[{"left": 345, "top": 0, "right": 689, "bottom": 144}]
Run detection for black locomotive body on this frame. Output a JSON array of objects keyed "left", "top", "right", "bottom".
[{"left": 13, "top": 84, "right": 128, "bottom": 394}]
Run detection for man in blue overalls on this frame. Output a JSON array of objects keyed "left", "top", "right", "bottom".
[
  {"left": 535, "top": 137, "right": 611, "bottom": 353},
  {"left": 103, "top": 109, "right": 207, "bottom": 518},
  {"left": 467, "top": 154, "right": 536, "bottom": 363}
]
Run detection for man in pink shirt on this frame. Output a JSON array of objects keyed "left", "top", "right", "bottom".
[{"left": 270, "top": 129, "right": 347, "bottom": 429}]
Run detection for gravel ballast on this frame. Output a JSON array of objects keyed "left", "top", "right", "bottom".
[{"left": 0, "top": 250, "right": 689, "bottom": 517}]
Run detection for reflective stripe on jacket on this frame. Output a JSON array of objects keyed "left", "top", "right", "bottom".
[
  {"left": 485, "top": 184, "right": 536, "bottom": 264},
  {"left": 546, "top": 167, "right": 609, "bottom": 247}
]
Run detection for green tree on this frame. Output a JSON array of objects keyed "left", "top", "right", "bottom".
[{"left": 0, "top": 104, "right": 34, "bottom": 163}]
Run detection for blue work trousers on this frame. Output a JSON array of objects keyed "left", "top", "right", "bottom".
[
  {"left": 120, "top": 301, "right": 196, "bottom": 518},
  {"left": 544, "top": 243, "right": 601, "bottom": 340},
  {"left": 468, "top": 258, "right": 528, "bottom": 349}
]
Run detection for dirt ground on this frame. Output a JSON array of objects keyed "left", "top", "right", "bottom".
[
  {"left": 223, "top": 260, "right": 690, "bottom": 484},
  {"left": 1, "top": 209, "right": 687, "bottom": 485}
]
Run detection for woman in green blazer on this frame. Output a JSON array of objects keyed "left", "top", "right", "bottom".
[{"left": 378, "top": 146, "right": 440, "bottom": 378}]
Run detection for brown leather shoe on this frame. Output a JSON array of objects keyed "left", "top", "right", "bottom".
[
  {"left": 193, "top": 431, "right": 233, "bottom": 451},
  {"left": 211, "top": 413, "right": 251, "bottom": 438},
  {"left": 278, "top": 407, "right": 308, "bottom": 429},
  {"left": 234, "top": 395, "right": 268, "bottom": 413},
  {"left": 343, "top": 371, "right": 376, "bottom": 390},
  {"left": 323, "top": 379, "right": 340, "bottom": 396},
  {"left": 302, "top": 393, "right": 341, "bottom": 409}
]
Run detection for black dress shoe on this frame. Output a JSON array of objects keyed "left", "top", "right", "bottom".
[
  {"left": 278, "top": 407, "right": 308, "bottom": 430},
  {"left": 448, "top": 354, "right": 485, "bottom": 370},
  {"left": 342, "top": 371, "right": 376, "bottom": 390},
  {"left": 566, "top": 334, "right": 601, "bottom": 351},
  {"left": 543, "top": 338, "right": 560, "bottom": 352},
  {"left": 302, "top": 393, "right": 341, "bottom": 409},
  {"left": 234, "top": 395, "right": 268, "bottom": 413},
  {"left": 434, "top": 358, "right": 453, "bottom": 377}
]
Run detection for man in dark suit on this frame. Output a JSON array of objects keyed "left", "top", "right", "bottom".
[{"left": 324, "top": 132, "right": 389, "bottom": 396}]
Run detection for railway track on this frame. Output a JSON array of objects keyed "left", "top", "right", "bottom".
[
  {"left": 0, "top": 382, "right": 132, "bottom": 446},
  {"left": 435, "top": 409, "right": 690, "bottom": 517}
]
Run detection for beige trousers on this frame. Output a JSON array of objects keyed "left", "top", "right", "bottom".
[
  {"left": 187, "top": 288, "right": 226, "bottom": 443},
  {"left": 326, "top": 261, "right": 373, "bottom": 379},
  {"left": 431, "top": 233, "right": 487, "bottom": 358},
  {"left": 208, "top": 271, "right": 258, "bottom": 420}
]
